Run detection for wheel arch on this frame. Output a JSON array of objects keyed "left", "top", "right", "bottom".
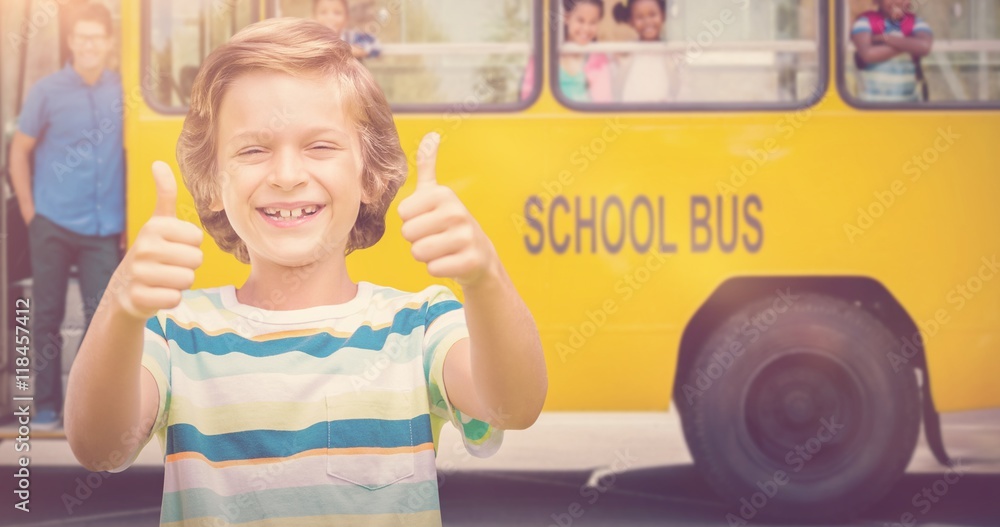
[{"left": 673, "top": 275, "right": 950, "bottom": 466}]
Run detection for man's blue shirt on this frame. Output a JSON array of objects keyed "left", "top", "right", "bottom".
[{"left": 18, "top": 64, "right": 125, "bottom": 236}]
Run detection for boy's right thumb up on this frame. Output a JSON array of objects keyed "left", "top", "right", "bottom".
[{"left": 152, "top": 161, "right": 178, "bottom": 218}]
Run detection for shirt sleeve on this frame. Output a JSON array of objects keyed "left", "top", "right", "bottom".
[
  {"left": 913, "top": 17, "right": 933, "bottom": 35},
  {"left": 851, "top": 16, "right": 873, "bottom": 35},
  {"left": 422, "top": 285, "right": 503, "bottom": 458},
  {"left": 17, "top": 84, "right": 48, "bottom": 139},
  {"left": 107, "top": 315, "right": 172, "bottom": 473},
  {"left": 352, "top": 31, "right": 381, "bottom": 58}
]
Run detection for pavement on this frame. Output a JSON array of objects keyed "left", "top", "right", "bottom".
[{"left": 0, "top": 410, "right": 998, "bottom": 526}]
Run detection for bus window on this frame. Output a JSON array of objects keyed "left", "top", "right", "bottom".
[
  {"left": 145, "top": 0, "right": 259, "bottom": 111},
  {"left": 551, "top": 0, "right": 825, "bottom": 110},
  {"left": 271, "top": 0, "right": 539, "bottom": 110},
  {"left": 841, "top": 0, "right": 1000, "bottom": 107}
]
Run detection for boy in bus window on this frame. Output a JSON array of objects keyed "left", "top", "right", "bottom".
[
  {"left": 64, "top": 18, "right": 547, "bottom": 526},
  {"left": 852, "top": 0, "right": 934, "bottom": 102},
  {"left": 313, "top": 0, "right": 381, "bottom": 60}
]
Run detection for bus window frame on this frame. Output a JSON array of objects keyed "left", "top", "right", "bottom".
[
  {"left": 141, "top": 0, "right": 263, "bottom": 116},
  {"left": 836, "top": 0, "right": 1000, "bottom": 110},
  {"left": 550, "top": 0, "right": 830, "bottom": 113},
  {"left": 258, "top": 0, "right": 544, "bottom": 114}
]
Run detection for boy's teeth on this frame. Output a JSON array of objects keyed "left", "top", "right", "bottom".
[{"left": 263, "top": 206, "right": 320, "bottom": 219}]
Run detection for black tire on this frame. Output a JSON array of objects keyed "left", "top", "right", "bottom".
[{"left": 679, "top": 293, "right": 921, "bottom": 522}]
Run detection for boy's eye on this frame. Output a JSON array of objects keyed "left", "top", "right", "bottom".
[{"left": 238, "top": 148, "right": 265, "bottom": 157}]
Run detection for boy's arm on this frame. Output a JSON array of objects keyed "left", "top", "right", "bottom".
[
  {"left": 852, "top": 31, "right": 902, "bottom": 67},
  {"left": 884, "top": 31, "right": 933, "bottom": 58},
  {"left": 443, "top": 263, "right": 546, "bottom": 430},
  {"left": 65, "top": 162, "right": 204, "bottom": 470},
  {"left": 399, "top": 134, "right": 547, "bottom": 430},
  {"left": 64, "top": 295, "right": 161, "bottom": 471}
]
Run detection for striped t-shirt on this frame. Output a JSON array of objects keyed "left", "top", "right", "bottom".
[
  {"left": 115, "top": 282, "right": 502, "bottom": 526},
  {"left": 852, "top": 14, "right": 933, "bottom": 102}
]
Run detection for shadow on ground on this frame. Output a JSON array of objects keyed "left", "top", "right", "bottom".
[{"left": 2, "top": 465, "right": 998, "bottom": 526}]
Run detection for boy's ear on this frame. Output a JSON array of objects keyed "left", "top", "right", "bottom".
[
  {"left": 209, "top": 192, "right": 224, "bottom": 212},
  {"left": 360, "top": 183, "right": 373, "bottom": 206},
  {"left": 358, "top": 161, "right": 373, "bottom": 205}
]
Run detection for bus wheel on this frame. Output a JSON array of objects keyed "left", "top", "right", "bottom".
[{"left": 679, "top": 294, "right": 920, "bottom": 522}]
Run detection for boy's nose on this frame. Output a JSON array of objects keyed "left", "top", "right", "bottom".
[{"left": 267, "top": 153, "right": 309, "bottom": 191}]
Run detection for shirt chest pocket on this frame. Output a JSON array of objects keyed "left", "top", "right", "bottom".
[{"left": 325, "top": 395, "right": 416, "bottom": 490}]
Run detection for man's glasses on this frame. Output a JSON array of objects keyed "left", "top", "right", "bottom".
[{"left": 71, "top": 34, "right": 109, "bottom": 46}]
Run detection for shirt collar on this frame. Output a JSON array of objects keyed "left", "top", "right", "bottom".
[{"left": 62, "top": 62, "right": 110, "bottom": 87}]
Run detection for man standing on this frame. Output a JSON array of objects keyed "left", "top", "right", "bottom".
[{"left": 10, "top": 3, "right": 124, "bottom": 428}]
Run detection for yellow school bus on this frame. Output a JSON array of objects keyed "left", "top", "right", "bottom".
[{"left": 5, "top": 0, "right": 998, "bottom": 521}]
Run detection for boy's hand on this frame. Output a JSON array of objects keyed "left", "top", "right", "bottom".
[
  {"left": 116, "top": 161, "right": 204, "bottom": 320},
  {"left": 399, "top": 133, "right": 498, "bottom": 288}
]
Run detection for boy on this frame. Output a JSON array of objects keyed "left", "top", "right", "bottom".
[
  {"left": 64, "top": 18, "right": 547, "bottom": 526},
  {"left": 852, "top": 0, "right": 934, "bottom": 102},
  {"left": 314, "top": 0, "right": 381, "bottom": 60}
]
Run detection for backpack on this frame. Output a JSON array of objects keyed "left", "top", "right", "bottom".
[
  {"left": 856, "top": 10, "right": 929, "bottom": 101},
  {"left": 863, "top": 10, "right": 917, "bottom": 36}
]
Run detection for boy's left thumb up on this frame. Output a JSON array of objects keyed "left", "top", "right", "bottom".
[{"left": 415, "top": 132, "right": 441, "bottom": 190}]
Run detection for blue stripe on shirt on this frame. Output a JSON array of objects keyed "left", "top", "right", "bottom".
[
  {"left": 161, "top": 300, "right": 462, "bottom": 357},
  {"left": 166, "top": 415, "right": 433, "bottom": 461}
]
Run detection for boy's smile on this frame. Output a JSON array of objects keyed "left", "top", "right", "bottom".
[
  {"left": 257, "top": 203, "right": 325, "bottom": 227},
  {"left": 213, "top": 71, "right": 366, "bottom": 268}
]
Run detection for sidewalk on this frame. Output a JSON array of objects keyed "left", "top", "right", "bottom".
[{"left": 3, "top": 411, "right": 999, "bottom": 474}]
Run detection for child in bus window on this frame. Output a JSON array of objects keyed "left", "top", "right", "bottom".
[
  {"left": 313, "top": 0, "right": 381, "bottom": 60},
  {"left": 851, "top": 0, "right": 934, "bottom": 102},
  {"left": 64, "top": 18, "right": 547, "bottom": 526},
  {"left": 521, "top": 0, "right": 613, "bottom": 103},
  {"left": 613, "top": 0, "right": 683, "bottom": 103}
]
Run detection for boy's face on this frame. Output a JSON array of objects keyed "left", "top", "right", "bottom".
[
  {"left": 212, "top": 71, "right": 366, "bottom": 269},
  {"left": 314, "top": 0, "right": 349, "bottom": 33},
  {"left": 878, "top": 0, "right": 911, "bottom": 20}
]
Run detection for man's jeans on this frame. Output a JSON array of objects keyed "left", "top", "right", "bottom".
[{"left": 28, "top": 215, "right": 120, "bottom": 415}]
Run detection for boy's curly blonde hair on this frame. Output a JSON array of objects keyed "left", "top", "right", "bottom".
[{"left": 177, "top": 17, "right": 406, "bottom": 264}]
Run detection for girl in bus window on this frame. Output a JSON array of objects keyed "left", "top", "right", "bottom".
[
  {"left": 313, "top": 0, "right": 381, "bottom": 60},
  {"left": 521, "top": 0, "right": 613, "bottom": 103},
  {"left": 851, "top": 0, "right": 933, "bottom": 102},
  {"left": 612, "top": 0, "right": 683, "bottom": 103}
]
